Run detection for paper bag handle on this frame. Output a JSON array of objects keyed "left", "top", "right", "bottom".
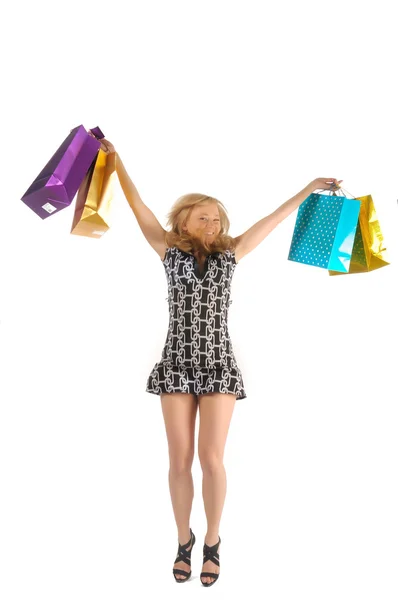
[{"left": 314, "top": 186, "right": 357, "bottom": 199}]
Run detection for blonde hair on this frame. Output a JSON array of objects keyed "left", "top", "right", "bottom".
[{"left": 164, "top": 193, "right": 238, "bottom": 256}]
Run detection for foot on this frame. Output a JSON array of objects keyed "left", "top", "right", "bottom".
[
  {"left": 174, "top": 533, "right": 193, "bottom": 581},
  {"left": 200, "top": 536, "right": 220, "bottom": 586}
]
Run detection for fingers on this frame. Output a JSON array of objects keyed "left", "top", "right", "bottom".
[{"left": 326, "top": 179, "right": 343, "bottom": 188}]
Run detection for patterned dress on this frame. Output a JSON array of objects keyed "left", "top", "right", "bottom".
[{"left": 146, "top": 246, "right": 247, "bottom": 400}]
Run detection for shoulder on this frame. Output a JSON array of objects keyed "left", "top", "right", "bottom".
[
  {"left": 223, "top": 247, "right": 239, "bottom": 265},
  {"left": 159, "top": 246, "right": 240, "bottom": 264},
  {"left": 158, "top": 245, "right": 182, "bottom": 262}
]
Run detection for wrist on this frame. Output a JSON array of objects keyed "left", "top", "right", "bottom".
[{"left": 307, "top": 180, "right": 317, "bottom": 194}]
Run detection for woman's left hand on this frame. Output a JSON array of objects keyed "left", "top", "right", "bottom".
[
  {"left": 311, "top": 178, "right": 343, "bottom": 192},
  {"left": 88, "top": 130, "right": 116, "bottom": 154}
]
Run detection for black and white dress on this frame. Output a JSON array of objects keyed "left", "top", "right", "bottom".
[{"left": 146, "top": 246, "right": 247, "bottom": 400}]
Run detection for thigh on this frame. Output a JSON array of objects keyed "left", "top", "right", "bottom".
[
  {"left": 198, "top": 393, "right": 237, "bottom": 460},
  {"left": 160, "top": 393, "right": 199, "bottom": 462}
]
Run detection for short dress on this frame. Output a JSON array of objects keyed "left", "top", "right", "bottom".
[{"left": 146, "top": 246, "right": 247, "bottom": 400}]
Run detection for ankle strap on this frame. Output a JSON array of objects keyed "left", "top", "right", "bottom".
[
  {"left": 203, "top": 537, "right": 221, "bottom": 566},
  {"left": 178, "top": 528, "right": 193, "bottom": 550},
  {"left": 175, "top": 529, "right": 194, "bottom": 566}
]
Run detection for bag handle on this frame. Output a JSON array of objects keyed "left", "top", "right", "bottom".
[
  {"left": 314, "top": 185, "right": 357, "bottom": 199},
  {"left": 314, "top": 186, "right": 345, "bottom": 197},
  {"left": 339, "top": 186, "right": 357, "bottom": 199}
]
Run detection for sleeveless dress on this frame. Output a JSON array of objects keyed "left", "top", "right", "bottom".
[{"left": 146, "top": 246, "right": 247, "bottom": 400}]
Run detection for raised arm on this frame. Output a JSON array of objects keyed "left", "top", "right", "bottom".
[
  {"left": 234, "top": 177, "right": 343, "bottom": 262},
  {"left": 116, "top": 153, "right": 167, "bottom": 258}
]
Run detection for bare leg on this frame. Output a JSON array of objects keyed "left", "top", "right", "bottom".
[
  {"left": 202, "top": 464, "right": 227, "bottom": 543},
  {"left": 198, "top": 393, "right": 236, "bottom": 584},
  {"left": 161, "top": 393, "right": 198, "bottom": 579}
]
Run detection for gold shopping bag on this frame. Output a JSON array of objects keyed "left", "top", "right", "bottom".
[
  {"left": 70, "top": 149, "right": 116, "bottom": 238},
  {"left": 328, "top": 194, "right": 389, "bottom": 275}
]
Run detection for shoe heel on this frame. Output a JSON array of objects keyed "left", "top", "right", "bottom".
[{"left": 173, "top": 529, "right": 195, "bottom": 583}]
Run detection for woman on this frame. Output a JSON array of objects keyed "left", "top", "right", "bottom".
[{"left": 97, "top": 135, "right": 342, "bottom": 587}]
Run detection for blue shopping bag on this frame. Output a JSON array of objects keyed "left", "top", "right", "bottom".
[{"left": 288, "top": 190, "right": 361, "bottom": 273}]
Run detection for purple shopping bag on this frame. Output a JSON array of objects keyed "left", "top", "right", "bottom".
[{"left": 20, "top": 125, "right": 104, "bottom": 219}]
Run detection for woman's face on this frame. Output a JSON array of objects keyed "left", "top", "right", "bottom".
[{"left": 183, "top": 203, "right": 221, "bottom": 242}]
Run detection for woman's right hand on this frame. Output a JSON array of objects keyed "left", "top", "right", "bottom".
[{"left": 99, "top": 138, "right": 115, "bottom": 154}]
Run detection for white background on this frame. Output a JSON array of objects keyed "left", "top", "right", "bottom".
[{"left": 1, "top": 1, "right": 397, "bottom": 598}]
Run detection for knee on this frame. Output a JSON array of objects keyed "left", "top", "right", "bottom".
[
  {"left": 198, "top": 450, "right": 223, "bottom": 474},
  {"left": 169, "top": 451, "right": 194, "bottom": 475}
]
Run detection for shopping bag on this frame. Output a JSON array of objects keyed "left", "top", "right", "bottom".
[
  {"left": 70, "top": 148, "right": 116, "bottom": 238},
  {"left": 20, "top": 125, "right": 104, "bottom": 219},
  {"left": 288, "top": 190, "right": 361, "bottom": 273},
  {"left": 328, "top": 194, "right": 389, "bottom": 275}
]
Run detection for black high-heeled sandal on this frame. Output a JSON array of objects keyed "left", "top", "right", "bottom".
[
  {"left": 200, "top": 536, "right": 221, "bottom": 587},
  {"left": 173, "top": 528, "right": 195, "bottom": 583}
]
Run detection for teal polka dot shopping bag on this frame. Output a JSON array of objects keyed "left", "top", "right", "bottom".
[{"left": 288, "top": 189, "right": 361, "bottom": 273}]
